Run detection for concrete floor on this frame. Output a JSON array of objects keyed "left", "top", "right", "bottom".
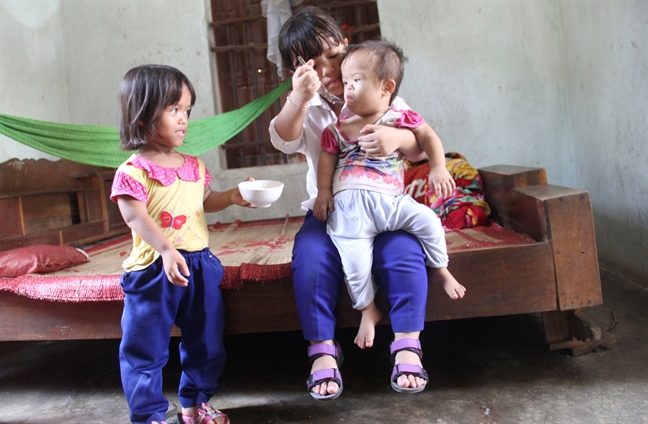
[{"left": 0, "top": 269, "right": 646, "bottom": 424}]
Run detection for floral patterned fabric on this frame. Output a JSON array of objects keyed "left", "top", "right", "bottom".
[
  {"left": 404, "top": 152, "right": 491, "bottom": 231},
  {"left": 321, "top": 108, "right": 423, "bottom": 197}
]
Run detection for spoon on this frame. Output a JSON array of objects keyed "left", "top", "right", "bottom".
[{"left": 298, "top": 56, "right": 344, "bottom": 105}]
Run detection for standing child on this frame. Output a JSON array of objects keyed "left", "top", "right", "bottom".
[
  {"left": 111, "top": 64, "right": 249, "bottom": 424},
  {"left": 313, "top": 40, "right": 466, "bottom": 356}
]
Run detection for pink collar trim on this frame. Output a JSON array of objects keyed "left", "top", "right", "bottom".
[{"left": 128, "top": 154, "right": 200, "bottom": 187}]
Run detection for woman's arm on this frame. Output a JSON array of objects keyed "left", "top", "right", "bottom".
[
  {"left": 117, "top": 196, "right": 189, "bottom": 286},
  {"left": 273, "top": 60, "right": 321, "bottom": 141}
]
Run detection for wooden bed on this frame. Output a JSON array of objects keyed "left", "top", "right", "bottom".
[{"left": 0, "top": 158, "right": 607, "bottom": 355}]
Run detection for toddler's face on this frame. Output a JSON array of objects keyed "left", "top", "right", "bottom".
[
  {"left": 151, "top": 83, "right": 192, "bottom": 150},
  {"left": 341, "top": 54, "right": 385, "bottom": 115}
]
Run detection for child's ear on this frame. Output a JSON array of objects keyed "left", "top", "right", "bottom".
[{"left": 382, "top": 79, "right": 396, "bottom": 97}]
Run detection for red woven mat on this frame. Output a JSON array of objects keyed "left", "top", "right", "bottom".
[
  {"left": 0, "top": 218, "right": 534, "bottom": 303},
  {"left": 0, "top": 216, "right": 304, "bottom": 302},
  {"left": 446, "top": 223, "right": 536, "bottom": 251}
]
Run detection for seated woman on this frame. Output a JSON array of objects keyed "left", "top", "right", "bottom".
[{"left": 269, "top": 6, "right": 438, "bottom": 399}]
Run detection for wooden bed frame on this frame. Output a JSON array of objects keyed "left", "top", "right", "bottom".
[{"left": 0, "top": 158, "right": 607, "bottom": 354}]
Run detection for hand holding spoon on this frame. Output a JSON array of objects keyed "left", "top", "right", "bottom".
[{"left": 298, "top": 56, "right": 344, "bottom": 105}]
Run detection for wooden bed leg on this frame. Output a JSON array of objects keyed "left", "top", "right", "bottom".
[{"left": 542, "top": 309, "right": 617, "bottom": 356}]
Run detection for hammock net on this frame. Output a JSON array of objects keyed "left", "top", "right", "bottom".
[{"left": 0, "top": 80, "right": 290, "bottom": 168}]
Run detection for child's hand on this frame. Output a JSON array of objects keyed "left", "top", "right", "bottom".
[
  {"left": 232, "top": 177, "right": 255, "bottom": 208},
  {"left": 161, "top": 248, "right": 189, "bottom": 287},
  {"left": 313, "top": 189, "right": 334, "bottom": 222},
  {"left": 291, "top": 59, "right": 320, "bottom": 107},
  {"left": 428, "top": 165, "right": 456, "bottom": 199}
]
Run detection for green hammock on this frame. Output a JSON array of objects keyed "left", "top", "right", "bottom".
[{"left": 0, "top": 80, "right": 290, "bottom": 168}]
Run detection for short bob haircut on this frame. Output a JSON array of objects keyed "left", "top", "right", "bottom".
[
  {"left": 118, "top": 64, "right": 196, "bottom": 151},
  {"left": 278, "top": 6, "right": 346, "bottom": 77},
  {"left": 343, "top": 40, "right": 408, "bottom": 103}
]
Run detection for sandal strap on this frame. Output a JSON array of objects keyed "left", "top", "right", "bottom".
[
  {"left": 390, "top": 338, "right": 421, "bottom": 354},
  {"left": 307, "top": 368, "right": 342, "bottom": 390},
  {"left": 390, "top": 338, "right": 423, "bottom": 364},
  {"left": 307, "top": 342, "right": 341, "bottom": 363},
  {"left": 391, "top": 364, "right": 429, "bottom": 382},
  {"left": 182, "top": 403, "right": 229, "bottom": 424}
]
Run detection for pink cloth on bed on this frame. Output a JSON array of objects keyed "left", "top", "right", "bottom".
[{"left": 0, "top": 218, "right": 536, "bottom": 303}]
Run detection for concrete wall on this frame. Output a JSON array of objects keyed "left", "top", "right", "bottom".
[
  {"left": 1, "top": 1, "right": 646, "bottom": 279},
  {"left": 0, "top": 0, "right": 307, "bottom": 222},
  {"left": 0, "top": 1, "right": 67, "bottom": 160},
  {"left": 560, "top": 1, "right": 647, "bottom": 281},
  {"left": 379, "top": 1, "right": 573, "bottom": 186},
  {"left": 378, "top": 0, "right": 647, "bottom": 282}
]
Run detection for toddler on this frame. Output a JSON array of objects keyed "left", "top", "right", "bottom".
[
  {"left": 314, "top": 40, "right": 466, "bottom": 351},
  {"left": 111, "top": 64, "right": 250, "bottom": 424}
]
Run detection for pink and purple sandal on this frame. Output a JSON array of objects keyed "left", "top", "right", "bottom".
[
  {"left": 181, "top": 403, "right": 229, "bottom": 424},
  {"left": 390, "top": 338, "right": 429, "bottom": 394},
  {"left": 306, "top": 341, "right": 344, "bottom": 401}
]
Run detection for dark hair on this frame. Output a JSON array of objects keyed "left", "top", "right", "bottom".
[
  {"left": 118, "top": 65, "right": 196, "bottom": 151},
  {"left": 343, "top": 40, "right": 407, "bottom": 102},
  {"left": 278, "top": 6, "right": 346, "bottom": 77}
]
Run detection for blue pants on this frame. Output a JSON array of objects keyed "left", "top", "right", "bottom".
[
  {"left": 119, "top": 249, "right": 226, "bottom": 424},
  {"left": 292, "top": 211, "right": 428, "bottom": 340}
]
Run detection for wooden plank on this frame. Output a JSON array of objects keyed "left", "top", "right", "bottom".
[
  {"left": 479, "top": 165, "right": 547, "bottom": 210},
  {"left": 333, "top": 243, "right": 557, "bottom": 327},
  {"left": 21, "top": 193, "right": 77, "bottom": 234},
  {"left": 0, "top": 291, "right": 183, "bottom": 341},
  {"left": 0, "top": 233, "right": 61, "bottom": 251},
  {"left": 222, "top": 278, "right": 302, "bottom": 334},
  {"left": 515, "top": 185, "right": 602, "bottom": 310},
  {"left": 0, "top": 291, "right": 124, "bottom": 341},
  {"left": 542, "top": 310, "right": 572, "bottom": 344},
  {"left": 0, "top": 243, "right": 556, "bottom": 340},
  {"left": 495, "top": 188, "right": 549, "bottom": 241},
  {"left": 427, "top": 243, "right": 557, "bottom": 320},
  {"left": 61, "top": 221, "right": 107, "bottom": 245},
  {"left": 0, "top": 198, "right": 22, "bottom": 239},
  {"left": 542, "top": 309, "right": 617, "bottom": 354},
  {"left": 0, "top": 158, "right": 114, "bottom": 196}
]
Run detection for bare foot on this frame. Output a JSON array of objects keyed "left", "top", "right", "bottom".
[
  {"left": 430, "top": 267, "right": 466, "bottom": 299},
  {"left": 355, "top": 302, "right": 382, "bottom": 349},
  {"left": 394, "top": 349, "right": 427, "bottom": 390},
  {"left": 181, "top": 404, "right": 228, "bottom": 424},
  {"left": 309, "top": 341, "right": 340, "bottom": 397}
]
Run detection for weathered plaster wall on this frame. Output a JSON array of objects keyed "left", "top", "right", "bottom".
[
  {"left": 1, "top": 1, "right": 67, "bottom": 161},
  {"left": 378, "top": 1, "right": 573, "bottom": 186},
  {"left": 1, "top": 0, "right": 646, "bottom": 278},
  {"left": 378, "top": 0, "right": 647, "bottom": 282},
  {"left": 0, "top": 0, "right": 307, "bottom": 222},
  {"left": 560, "top": 1, "right": 647, "bottom": 281}
]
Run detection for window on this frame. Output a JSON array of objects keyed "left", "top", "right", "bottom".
[{"left": 209, "top": 0, "right": 381, "bottom": 169}]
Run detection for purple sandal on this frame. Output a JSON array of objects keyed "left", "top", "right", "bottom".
[
  {"left": 306, "top": 341, "right": 344, "bottom": 401},
  {"left": 390, "top": 338, "right": 429, "bottom": 394}
]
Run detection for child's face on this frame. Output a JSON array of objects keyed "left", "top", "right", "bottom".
[
  {"left": 151, "top": 83, "right": 192, "bottom": 150},
  {"left": 306, "top": 37, "right": 348, "bottom": 97},
  {"left": 341, "top": 53, "right": 388, "bottom": 116}
]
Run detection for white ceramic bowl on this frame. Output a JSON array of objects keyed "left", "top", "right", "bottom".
[{"left": 238, "top": 180, "right": 284, "bottom": 208}]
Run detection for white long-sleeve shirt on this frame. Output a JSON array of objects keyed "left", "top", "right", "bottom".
[{"left": 269, "top": 93, "right": 409, "bottom": 210}]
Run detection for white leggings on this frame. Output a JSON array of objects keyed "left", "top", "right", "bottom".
[{"left": 327, "top": 189, "right": 448, "bottom": 310}]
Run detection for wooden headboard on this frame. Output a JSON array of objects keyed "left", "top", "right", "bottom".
[{"left": 0, "top": 158, "right": 128, "bottom": 252}]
